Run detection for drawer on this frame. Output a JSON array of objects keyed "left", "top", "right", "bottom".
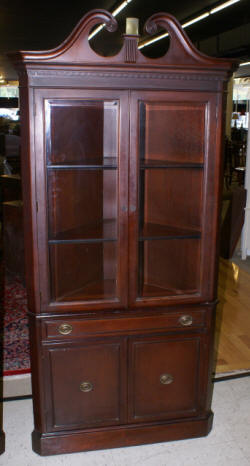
[
  {"left": 44, "top": 338, "right": 126, "bottom": 431},
  {"left": 128, "top": 333, "right": 204, "bottom": 422},
  {"left": 42, "top": 309, "right": 207, "bottom": 340}
]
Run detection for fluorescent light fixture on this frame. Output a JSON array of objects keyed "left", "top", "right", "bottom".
[
  {"left": 210, "top": 0, "right": 240, "bottom": 14},
  {"left": 182, "top": 12, "right": 209, "bottom": 28},
  {"left": 139, "top": 12, "right": 209, "bottom": 50},
  {"left": 89, "top": 24, "right": 105, "bottom": 40},
  {"left": 113, "top": 0, "right": 132, "bottom": 17},
  {"left": 138, "top": 32, "right": 169, "bottom": 50},
  {"left": 239, "top": 61, "right": 250, "bottom": 66},
  {"left": 139, "top": 0, "right": 241, "bottom": 49},
  {"left": 89, "top": 0, "right": 241, "bottom": 46},
  {"left": 89, "top": 0, "right": 133, "bottom": 40}
]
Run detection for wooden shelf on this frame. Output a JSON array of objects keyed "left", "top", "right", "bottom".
[
  {"left": 141, "top": 283, "right": 198, "bottom": 297},
  {"left": 55, "top": 278, "right": 117, "bottom": 302},
  {"left": 139, "top": 222, "right": 201, "bottom": 241},
  {"left": 47, "top": 157, "right": 117, "bottom": 169},
  {"left": 140, "top": 159, "right": 203, "bottom": 169},
  {"left": 49, "top": 219, "right": 117, "bottom": 243}
]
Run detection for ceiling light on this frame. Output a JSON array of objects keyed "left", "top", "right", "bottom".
[
  {"left": 239, "top": 61, "right": 250, "bottom": 67},
  {"left": 138, "top": 0, "right": 241, "bottom": 49},
  {"left": 210, "top": 0, "right": 240, "bottom": 14},
  {"left": 88, "top": 24, "right": 105, "bottom": 40},
  {"left": 182, "top": 12, "right": 210, "bottom": 28},
  {"left": 138, "top": 12, "right": 209, "bottom": 50},
  {"left": 113, "top": 0, "right": 132, "bottom": 17},
  {"left": 138, "top": 32, "right": 169, "bottom": 50},
  {"left": 89, "top": 0, "right": 133, "bottom": 40}
]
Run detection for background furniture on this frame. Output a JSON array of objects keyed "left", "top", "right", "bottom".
[
  {"left": 3, "top": 200, "right": 25, "bottom": 283},
  {"left": 11, "top": 10, "right": 235, "bottom": 456},
  {"left": 220, "top": 187, "right": 247, "bottom": 259}
]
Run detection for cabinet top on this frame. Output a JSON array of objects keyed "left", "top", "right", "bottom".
[{"left": 9, "top": 9, "right": 237, "bottom": 78}]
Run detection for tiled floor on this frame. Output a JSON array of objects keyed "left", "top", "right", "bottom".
[{"left": 2, "top": 376, "right": 250, "bottom": 465}]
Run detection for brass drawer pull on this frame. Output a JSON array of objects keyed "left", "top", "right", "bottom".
[
  {"left": 58, "top": 323, "right": 73, "bottom": 335},
  {"left": 160, "top": 373, "right": 174, "bottom": 385},
  {"left": 179, "top": 315, "right": 193, "bottom": 326},
  {"left": 80, "top": 381, "right": 93, "bottom": 393}
]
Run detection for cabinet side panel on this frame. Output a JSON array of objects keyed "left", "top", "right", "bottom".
[
  {"left": 19, "top": 84, "right": 40, "bottom": 312},
  {"left": 29, "top": 315, "right": 47, "bottom": 432}
]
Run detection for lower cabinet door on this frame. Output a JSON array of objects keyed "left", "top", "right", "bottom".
[
  {"left": 44, "top": 338, "right": 126, "bottom": 431},
  {"left": 128, "top": 334, "right": 204, "bottom": 422}
]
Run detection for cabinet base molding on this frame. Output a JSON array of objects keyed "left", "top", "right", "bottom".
[
  {"left": 32, "top": 412, "right": 213, "bottom": 456},
  {"left": 0, "top": 431, "right": 5, "bottom": 454}
]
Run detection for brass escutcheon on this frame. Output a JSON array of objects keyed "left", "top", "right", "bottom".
[
  {"left": 179, "top": 314, "right": 193, "bottom": 326},
  {"left": 160, "top": 373, "right": 174, "bottom": 385},
  {"left": 80, "top": 381, "right": 93, "bottom": 393},
  {"left": 58, "top": 323, "right": 73, "bottom": 335}
]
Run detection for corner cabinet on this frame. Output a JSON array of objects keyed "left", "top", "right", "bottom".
[{"left": 11, "top": 10, "right": 236, "bottom": 456}]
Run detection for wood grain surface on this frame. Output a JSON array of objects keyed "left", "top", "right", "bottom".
[{"left": 215, "top": 258, "right": 250, "bottom": 373}]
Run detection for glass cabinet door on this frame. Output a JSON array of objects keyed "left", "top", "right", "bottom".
[
  {"left": 35, "top": 90, "right": 128, "bottom": 309},
  {"left": 129, "top": 91, "right": 217, "bottom": 306}
]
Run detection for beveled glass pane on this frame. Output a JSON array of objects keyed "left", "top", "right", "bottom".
[
  {"left": 49, "top": 242, "right": 117, "bottom": 302},
  {"left": 139, "top": 101, "right": 205, "bottom": 164},
  {"left": 48, "top": 169, "right": 117, "bottom": 241},
  {"left": 47, "top": 100, "right": 118, "bottom": 165},
  {"left": 138, "top": 239, "right": 200, "bottom": 298}
]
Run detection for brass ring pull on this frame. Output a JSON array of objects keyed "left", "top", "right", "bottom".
[
  {"left": 58, "top": 323, "right": 73, "bottom": 335},
  {"left": 160, "top": 373, "right": 174, "bottom": 385},
  {"left": 179, "top": 315, "right": 193, "bottom": 326},
  {"left": 80, "top": 381, "right": 93, "bottom": 393}
]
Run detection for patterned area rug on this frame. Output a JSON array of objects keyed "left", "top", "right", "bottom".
[{"left": 2, "top": 275, "right": 30, "bottom": 376}]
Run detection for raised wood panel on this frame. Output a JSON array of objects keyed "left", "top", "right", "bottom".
[
  {"left": 128, "top": 334, "right": 201, "bottom": 422},
  {"left": 45, "top": 339, "right": 126, "bottom": 430}
]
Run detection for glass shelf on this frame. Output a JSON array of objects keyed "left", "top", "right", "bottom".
[
  {"left": 141, "top": 283, "right": 198, "bottom": 298},
  {"left": 47, "top": 157, "right": 118, "bottom": 169},
  {"left": 139, "top": 222, "right": 201, "bottom": 241},
  {"left": 49, "top": 219, "right": 117, "bottom": 243},
  {"left": 140, "top": 159, "right": 204, "bottom": 169},
  {"left": 55, "top": 279, "right": 117, "bottom": 302}
]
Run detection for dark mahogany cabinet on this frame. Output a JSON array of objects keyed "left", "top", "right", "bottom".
[{"left": 10, "top": 10, "right": 236, "bottom": 456}]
